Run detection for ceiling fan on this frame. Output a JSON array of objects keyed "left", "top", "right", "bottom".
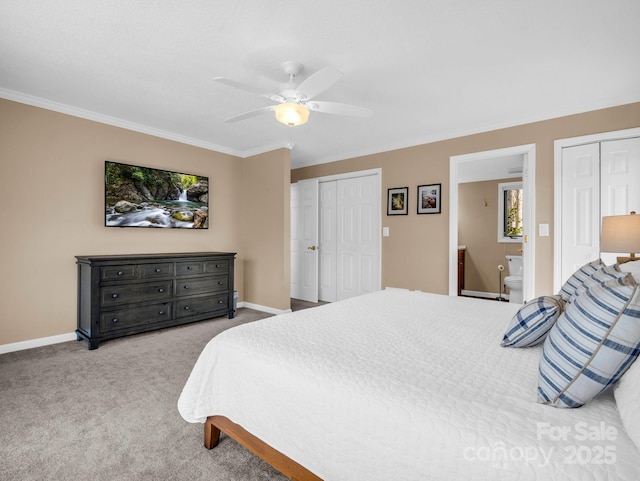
[{"left": 214, "top": 61, "right": 373, "bottom": 127}]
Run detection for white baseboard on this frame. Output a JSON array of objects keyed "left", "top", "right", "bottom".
[
  {"left": 461, "top": 289, "right": 511, "bottom": 301},
  {"left": 0, "top": 303, "right": 287, "bottom": 355},
  {"left": 238, "top": 301, "right": 291, "bottom": 315},
  {"left": 0, "top": 332, "right": 78, "bottom": 355}
]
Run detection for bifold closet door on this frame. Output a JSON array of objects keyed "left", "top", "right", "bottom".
[
  {"left": 560, "top": 142, "right": 600, "bottom": 284},
  {"left": 319, "top": 175, "right": 380, "bottom": 302},
  {"left": 560, "top": 137, "right": 640, "bottom": 282},
  {"left": 319, "top": 181, "right": 338, "bottom": 302},
  {"left": 600, "top": 137, "right": 640, "bottom": 264}
]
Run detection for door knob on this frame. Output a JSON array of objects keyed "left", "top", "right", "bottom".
[{"left": 307, "top": 245, "right": 317, "bottom": 251}]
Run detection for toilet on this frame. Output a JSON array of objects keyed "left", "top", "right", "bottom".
[{"left": 505, "top": 255, "right": 523, "bottom": 303}]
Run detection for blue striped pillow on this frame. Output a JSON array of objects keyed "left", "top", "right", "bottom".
[
  {"left": 538, "top": 280, "right": 640, "bottom": 408},
  {"left": 571, "top": 265, "right": 634, "bottom": 299},
  {"left": 501, "top": 295, "right": 566, "bottom": 347},
  {"left": 558, "top": 259, "right": 605, "bottom": 301}
]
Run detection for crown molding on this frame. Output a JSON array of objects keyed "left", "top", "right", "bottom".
[{"left": 0, "top": 88, "right": 251, "bottom": 156}]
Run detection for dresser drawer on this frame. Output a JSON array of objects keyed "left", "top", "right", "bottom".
[
  {"left": 175, "top": 294, "right": 228, "bottom": 318},
  {"left": 100, "top": 303, "right": 171, "bottom": 332},
  {"left": 101, "top": 265, "right": 137, "bottom": 281},
  {"left": 139, "top": 262, "right": 173, "bottom": 279},
  {"left": 176, "top": 261, "right": 203, "bottom": 276},
  {"left": 100, "top": 281, "right": 172, "bottom": 307},
  {"left": 204, "top": 259, "right": 229, "bottom": 274},
  {"left": 175, "top": 276, "right": 228, "bottom": 296}
]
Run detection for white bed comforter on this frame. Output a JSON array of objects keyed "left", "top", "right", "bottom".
[{"left": 178, "top": 289, "right": 640, "bottom": 480}]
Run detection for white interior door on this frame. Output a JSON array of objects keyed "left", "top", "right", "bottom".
[
  {"left": 319, "top": 181, "right": 338, "bottom": 302},
  {"left": 290, "top": 179, "right": 319, "bottom": 302},
  {"left": 559, "top": 136, "right": 640, "bottom": 282},
  {"left": 560, "top": 143, "right": 601, "bottom": 284},
  {"left": 293, "top": 170, "right": 381, "bottom": 304},
  {"left": 336, "top": 175, "right": 380, "bottom": 301},
  {"left": 600, "top": 137, "right": 640, "bottom": 264}
]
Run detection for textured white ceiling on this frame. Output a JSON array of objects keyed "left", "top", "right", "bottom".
[{"left": 1, "top": 0, "right": 639, "bottom": 168}]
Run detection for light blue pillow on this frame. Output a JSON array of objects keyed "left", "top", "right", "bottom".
[
  {"left": 538, "top": 280, "right": 640, "bottom": 408},
  {"left": 501, "top": 295, "right": 565, "bottom": 347},
  {"left": 558, "top": 259, "right": 605, "bottom": 301}
]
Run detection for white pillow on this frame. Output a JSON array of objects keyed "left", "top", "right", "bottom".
[{"left": 615, "top": 357, "right": 640, "bottom": 452}]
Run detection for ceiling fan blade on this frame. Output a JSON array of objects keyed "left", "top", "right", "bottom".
[
  {"left": 308, "top": 101, "right": 373, "bottom": 118},
  {"left": 224, "top": 105, "right": 275, "bottom": 123},
  {"left": 295, "top": 66, "right": 343, "bottom": 100},
  {"left": 213, "top": 77, "right": 284, "bottom": 102}
]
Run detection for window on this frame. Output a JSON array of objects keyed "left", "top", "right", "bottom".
[{"left": 498, "top": 181, "right": 523, "bottom": 243}]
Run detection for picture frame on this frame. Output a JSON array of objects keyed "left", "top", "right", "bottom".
[
  {"left": 387, "top": 187, "right": 409, "bottom": 215},
  {"left": 417, "top": 183, "right": 441, "bottom": 214}
]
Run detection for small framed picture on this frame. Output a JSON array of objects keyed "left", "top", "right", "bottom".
[
  {"left": 417, "top": 184, "right": 441, "bottom": 214},
  {"left": 387, "top": 187, "right": 409, "bottom": 215}
]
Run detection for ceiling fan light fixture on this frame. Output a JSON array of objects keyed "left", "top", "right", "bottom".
[{"left": 275, "top": 102, "right": 309, "bottom": 127}]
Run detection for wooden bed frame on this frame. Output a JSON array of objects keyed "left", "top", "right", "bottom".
[{"left": 204, "top": 415, "right": 323, "bottom": 481}]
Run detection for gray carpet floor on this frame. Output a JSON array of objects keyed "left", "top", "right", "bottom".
[{"left": 0, "top": 308, "right": 295, "bottom": 481}]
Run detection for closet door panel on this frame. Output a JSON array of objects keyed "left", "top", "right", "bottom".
[
  {"left": 319, "top": 181, "right": 338, "bottom": 302},
  {"left": 561, "top": 143, "right": 600, "bottom": 284},
  {"left": 600, "top": 137, "right": 640, "bottom": 264}
]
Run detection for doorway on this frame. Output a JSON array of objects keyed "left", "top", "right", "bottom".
[{"left": 449, "top": 144, "right": 536, "bottom": 302}]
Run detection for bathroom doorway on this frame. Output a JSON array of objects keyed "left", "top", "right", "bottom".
[{"left": 449, "top": 144, "right": 536, "bottom": 303}]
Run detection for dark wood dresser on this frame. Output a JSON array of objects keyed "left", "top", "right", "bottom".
[{"left": 76, "top": 252, "right": 235, "bottom": 349}]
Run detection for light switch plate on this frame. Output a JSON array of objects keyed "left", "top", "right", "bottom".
[
  {"left": 383, "top": 227, "right": 389, "bottom": 237},
  {"left": 539, "top": 224, "right": 549, "bottom": 236}
]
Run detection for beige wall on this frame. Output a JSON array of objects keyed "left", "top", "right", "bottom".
[
  {"left": 458, "top": 178, "right": 522, "bottom": 294},
  {"left": 3, "top": 99, "right": 639, "bottom": 346},
  {"left": 292, "top": 102, "right": 640, "bottom": 296},
  {"left": 0, "top": 99, "right": 290, "bottom": 346},
  {"left": 241, "top": 149, "right": 291, "bottom": 311}
]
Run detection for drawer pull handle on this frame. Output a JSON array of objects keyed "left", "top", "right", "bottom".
[
  {"left": 215, "top": 264, "right": 221, "bottom": 268},
  {"left": 112, "top": 293, "right": 119, "bottom": 299},
  {"left": 187, "top": 266, "right": 192, "bottom": 270},
  {"left": 155, "top": 268, "right": 161, "bottom": 273},
  {"left": 183, "top": 285, "right": 189, "bottom": 289},
  {"left": 218, "top": 300, "right": 223, "bottom": 304},
  {"left": 117, "top": 271, "right": 123, "bottom": 276},
  {"left": 184, "top": 306, "right": 190, "bottom": 310},
  {"left": 218, "top": 281, "right": 224, "bottom": 285},
  {"left": 158, "top": 311, "right": 165, "bottom": 315},
  {"left": 158, "top": 288, "right": 164, "bottom": 293},
  {"left": 112, "top": 318, "right": 119, "bottom": 323}
]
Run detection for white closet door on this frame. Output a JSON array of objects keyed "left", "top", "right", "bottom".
[
  {"left": 290, "top": 179, "right": 319, "bottom": 302},
  {"left": 600, "top": 137, "right": 640, "bottom": 264},
  {"left": 560, "top": 143, "right": 600, "bottom": 284},
  {"left": 319, "top": 181, "right": 338, "bottom": 302},
  {"left": 336, "top": 175, "right": 380, "bottom": 301}
]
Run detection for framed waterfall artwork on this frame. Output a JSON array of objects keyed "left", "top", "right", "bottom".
[
  {"left": 387, "top": 187, "right": 408, "bottom": 215},
  {"left": 417, "top": 183, "right": 441, "bottom": 214}
]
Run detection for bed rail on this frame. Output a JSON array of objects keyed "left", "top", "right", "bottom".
[{"left": 204, "top": 415, "right": 323, "bottom": 481}]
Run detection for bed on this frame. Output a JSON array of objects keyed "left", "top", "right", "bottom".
[{"left": 178, "top": 287, "right": 640, "bottom": 480}]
